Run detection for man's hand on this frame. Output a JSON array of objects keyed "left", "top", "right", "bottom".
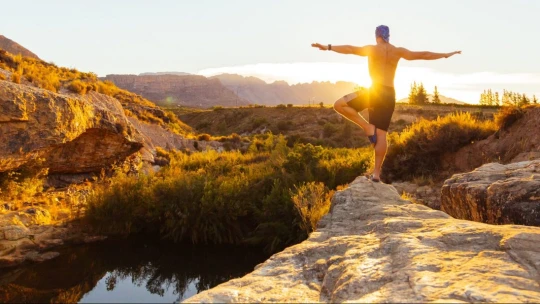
[
  {"left": 445, "top": 51, "right": 462, "bottom": 58},
  {"left": 311, "top": 43, "right": 328, "bottom": 51}
]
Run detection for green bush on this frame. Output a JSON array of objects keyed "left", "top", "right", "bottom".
[
  {"left": 323, "top": 123, "right": 339, "bottom": 138},
  {"left": 277, "top": 120, "right": 293, "bottom": 131},
  {"left": 86, "top": 136, "right": 372, "bottom": 253}
]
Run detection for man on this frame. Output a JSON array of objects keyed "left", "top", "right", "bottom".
[{"left": 312, "top": 25, "right": 461, "bottom": 182}]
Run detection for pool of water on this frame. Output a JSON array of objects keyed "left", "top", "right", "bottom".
[{"left": 0, "top": 238, "right": 269, "bottom": 303}]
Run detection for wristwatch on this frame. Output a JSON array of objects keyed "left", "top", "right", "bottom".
[{"left": 328, "top": 44, "right": 332, "bottom": 51}]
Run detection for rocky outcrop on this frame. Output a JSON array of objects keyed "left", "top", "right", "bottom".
[
  {"left": 0, "top": 80, "right": 143, "bottom": 173},
  {"left": 104, "top": 74, "right": 249, "bottom": 108},
  {"left": 444, "top": 106, "right": 540, "bottom": 172},
  {"left": 0, "top": 35, "right": 40, "bottom": 60},
  {"left": 186, "top": 176, "right": 540, "bottom": 303},
  {"left": 441, "top": 160, "right": 540, "bottom": 226},
  {"left": 212, "top": 73, "right": 357, "bottom": 106}
]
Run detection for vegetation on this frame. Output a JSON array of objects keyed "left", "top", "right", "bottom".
[
  {"left": 408, "top": 82, "right": 429, "bottom": 104},
  {"left": 480, "top": 89, "right": 537, "bottom": 107},
  {"left": 86, "top": 135, "right": 372, "bottom": 252},
  {"left": 383, "top": 112, "right": 497, "bottom": 181}
]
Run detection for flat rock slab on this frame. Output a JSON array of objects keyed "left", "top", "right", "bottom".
[
  {"left": 185, "top": 177, "right": 540, "bottom": 303},
  {"left": 442, "top": 160, "right": 540, "bottom": 226}
]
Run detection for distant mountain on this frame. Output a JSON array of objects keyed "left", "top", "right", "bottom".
[
  {"left": 139, "top": 72, "right": 191, "bottom": 76},
  {"left": 0, "top": 35, "right": 40, "bottom": 60},
  {"left": 397, "top": 95, "right": 468, "bottom": 105},
  {"left": 211, "top": 73, "right": 358, "bottom": 105},
  {"left": 104, "top": 74, "right": 249, "bottom": 108}
]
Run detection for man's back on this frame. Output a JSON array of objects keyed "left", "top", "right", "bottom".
[{"left": 367, "top": 44, "right": 401, "bottom": 88}]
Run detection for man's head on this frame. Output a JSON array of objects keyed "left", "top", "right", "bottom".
[{"left": 375, "top": 25, "right": 390, "bottom": 43}]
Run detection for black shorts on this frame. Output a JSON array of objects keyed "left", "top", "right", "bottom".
[{"left": 343, "top": 85, "right": 396, "bottom": 132}]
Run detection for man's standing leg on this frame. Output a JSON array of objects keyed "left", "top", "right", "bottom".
[{"left": 372, "top": 129, "right": 387, "bottom": 180}]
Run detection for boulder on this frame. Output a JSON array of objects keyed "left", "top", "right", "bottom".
[
  {"left": 185, "top": 176, "right": 540, "bottom": 303},
  {"left": 441, "top": 160, "right": 540, "bottom": 226},
  {"left": 1, "top": 225, "right": 30, "bottom": 241},
  {"left": 0, "top": 80, "right": 143, "bottom": 173}
]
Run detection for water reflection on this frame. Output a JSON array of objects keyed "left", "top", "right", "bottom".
[{"left": 0, "top": 238, "right": 268, "bottom": 303}]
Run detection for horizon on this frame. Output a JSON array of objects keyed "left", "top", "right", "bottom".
[{"left": 3, "top": 0, "right": 540, "bottom": 103}]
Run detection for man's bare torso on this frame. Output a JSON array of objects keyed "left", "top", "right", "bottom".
[{"left": 367, "top": 43, "right": 400, "bottom": 88}]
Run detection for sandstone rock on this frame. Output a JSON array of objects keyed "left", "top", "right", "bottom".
[
  {"left": 0, "top": 81, "right": 143, "bottom": 173},
  {"left": 441, "top": 160, "right": 540, "bottom": 226},
  {"left": 1, "top": 225, "right": 30, "bottom": 241},
  {"left": 185, "top": 177, "right": 540, "bottom": 303},
  {"left": 0, "top": 35, "right": 40, "bottom": 59}
]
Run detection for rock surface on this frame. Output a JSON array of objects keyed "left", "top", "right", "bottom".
[
  {"left": 185, "top": 176, "right": 540, "bottom": 303},
  {"left": 104, "top": 74, "right": 250, "bottom": 108},
  {"left": 441, "top": 160, "right": 540, "bottom": 226},
  {"left": 0, "top": 80, "right": 142, "bottom": 173}
]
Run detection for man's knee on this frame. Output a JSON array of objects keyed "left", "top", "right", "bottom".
[{"left": 333, "top": 98, "right": 347, "bottom": 112}]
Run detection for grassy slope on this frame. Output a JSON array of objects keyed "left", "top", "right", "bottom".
[{"left": 168, "top": 103, "right": 499, "bottom": 148}]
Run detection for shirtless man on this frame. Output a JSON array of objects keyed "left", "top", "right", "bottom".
[{"left": 312, "top": 25, "right": 461, "bottom": 182}]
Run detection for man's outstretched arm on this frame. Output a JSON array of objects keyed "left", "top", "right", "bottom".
[
  {"left": 399, "top": 47, "right": 461, "bottom": 60},
  {"left": 311, "top": 43, "right": 371, "bottom": 56}
]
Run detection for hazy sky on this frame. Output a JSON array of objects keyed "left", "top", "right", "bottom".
[{"left": 4, "top": 0, "right": 540, "bottom": 102}]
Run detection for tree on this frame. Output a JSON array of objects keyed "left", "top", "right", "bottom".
[
  {"left": 408, "top": 82, "right": 429, "bottom": 105},
  {"left": 494, "top": 92, "right": 500, "bottom": 106},
  {"left": 408, "top": 82, "right": 418, "bottom": 104},
  {"left": 416, "top": 83, "right": 428, "bottom": 104},
  {"left": 533, "top": 95, "right": 538, "bottom": 104},
  {"left": 432, "top": 86, "right": 441, "bottom": 104},
  {"left": 319, "top": 102, "right": 324, "bottom": 108}
]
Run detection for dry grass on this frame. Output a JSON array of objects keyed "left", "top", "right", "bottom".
[{"left": 383, "top": 112, "right": 497, "bottom": 182}]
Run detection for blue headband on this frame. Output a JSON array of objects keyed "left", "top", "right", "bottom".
[{"left": 375, "top": 25, "right": 390, "bottom": 42}]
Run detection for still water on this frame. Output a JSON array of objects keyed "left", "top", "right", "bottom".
[{"left": 0, "top": 238, "right": 269, "bottom": 303}]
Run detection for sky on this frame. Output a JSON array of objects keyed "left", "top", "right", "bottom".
[{"left": 3, "top": 0, "right": 540, "bottom": 103}]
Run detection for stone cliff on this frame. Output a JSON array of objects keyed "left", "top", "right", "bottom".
[
  {"left": 185, "top": 176, "right": 540, "bottom": 303},
  {"left": 104, "top": 74, "right": 249, "bottom": 108}
]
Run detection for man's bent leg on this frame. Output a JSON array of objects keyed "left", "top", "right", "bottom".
[
  {"left": 372, "top": 129, "right": 388, "bottom": 180},
  {"left": 333, "top": 99, "right": 375, "bottom": 135}
]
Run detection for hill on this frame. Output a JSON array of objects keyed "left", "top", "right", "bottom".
[
  {"left": 211, "top": 73, "right": 357, "bottom": 105},
  {"left": 0, "top": 35, "right": 40, "bottom": 60},
  {"left": 139, "top": 72, "right": 191, "bottom": 76},
  {"left": 103, "top": 74, "right": 249, "bottom": 108},
  {"left": 397, "top": 94, "right": 467, "bottom": 105}
]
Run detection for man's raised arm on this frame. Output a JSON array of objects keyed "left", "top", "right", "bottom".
[
  {"left": 311, "top": 43, "right": 372, "bottom": 56},
  {"left": 398, "top": 47, "right": 461, "bottom": 60}
]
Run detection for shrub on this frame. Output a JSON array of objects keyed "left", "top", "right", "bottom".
[
  {"left": 212, "top": 106, "right": 224, "bottom": 111},
  {"left": 291, "top": 182, "right": 333, "bottom": 234},
  {"left": 277, "top": 120, "right": 293, "bottom": 131},
  {"left": 323, "top": 123, "right": 339, "bottom": 138},
  {"left": 494, "top": 105, "right": 524, "bottom": 130},
  {"left": 276, "top": 104, "right": 286, "bottom": 109},
  {"left": 0, "top": 73, "right": 5, "bottom": 80},
  {"left": 383, "top": 112, "right": 497, "bottom": 181},
  {"left": 197, "top": 133, "right": 211, "bottom": 141},
  {"left": 85, "top": 138, "right": 372, "bottom": 253},
  {"left": 67, "top": 79, "right": 87, "bottom": 95},
  {"left": 11, "top": 72, "right": 21, "bottom": 84},
  {"left": 287, "top": 104, "right": 293, "bottom": 108},
  {"left": 251, "top": 117, "right": 268, "bottom": 129}
]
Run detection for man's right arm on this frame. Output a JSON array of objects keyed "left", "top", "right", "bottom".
[{"left": 398, "top": 47, "right": 461, "bottom": 60}]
